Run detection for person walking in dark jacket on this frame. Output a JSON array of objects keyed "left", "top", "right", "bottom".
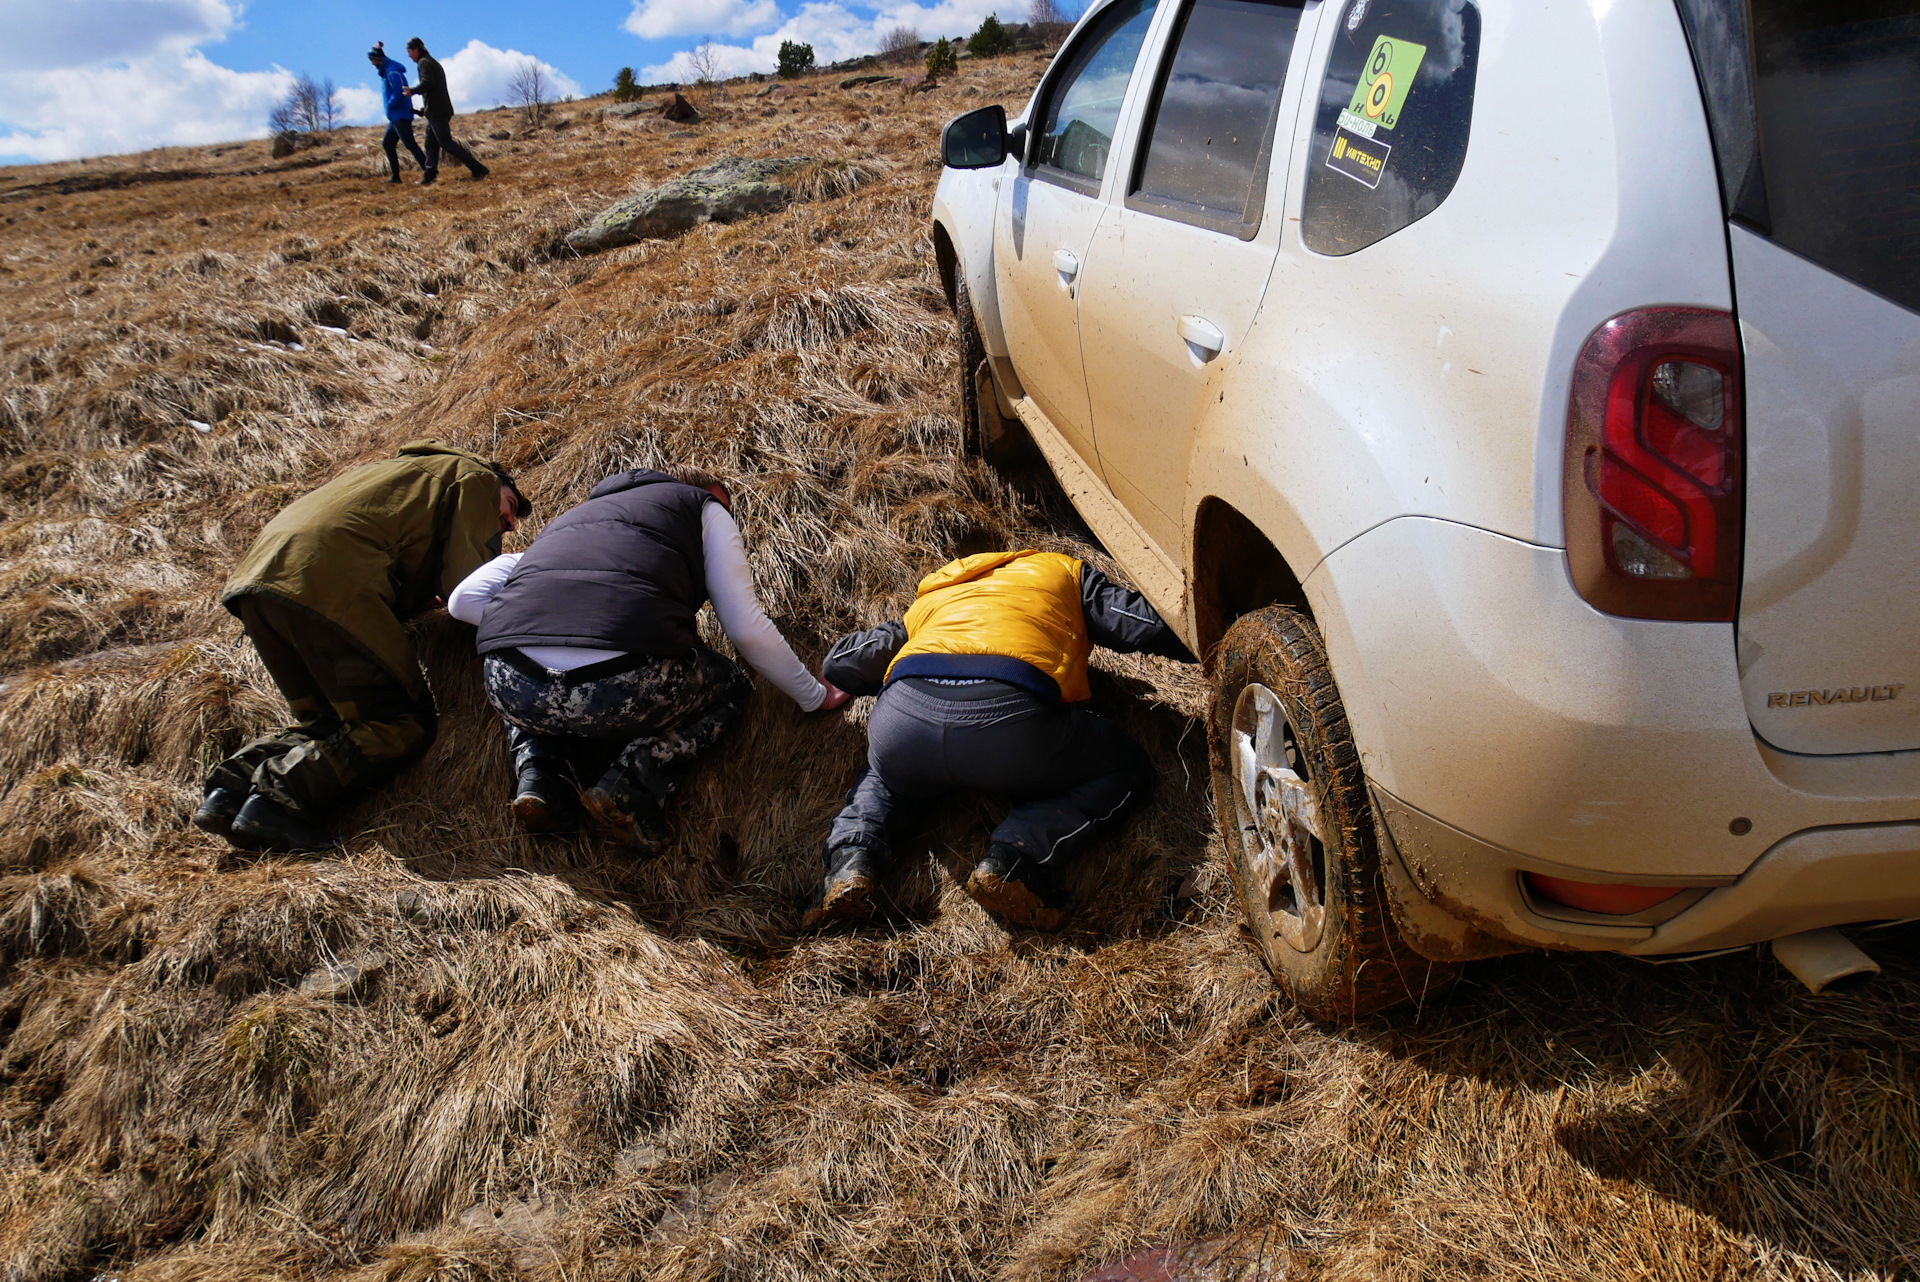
[
  {"left": 369, "top": 41, "right": 429, "bottom": 183},
  {"left": 404, "top": 36, "right": 489, "bottom": 184},
  {"left": 447, "top": 465, "right": 847, "bottom": 850},
  {"left": 195, "top": 442, "right": 530, "bottom": 852},
  {"left": 807, "top": 550, "right": 1192, "bottom": 932}
]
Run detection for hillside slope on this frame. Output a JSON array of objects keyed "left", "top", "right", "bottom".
[{"left": 0, "top": 66, "right": 1915, "bottom": 1282}]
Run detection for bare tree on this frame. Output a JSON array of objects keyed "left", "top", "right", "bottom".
[
  {"left": 268, "top": 75, "right": 343, "bottom": 137},
  {"left": 879, "top": 25, "right": 922, "bottom": 65},
  {"left": 1026, "top": 0, "right": 1073, "bottom": 46},
  {"left": 506, "top": 58, "right": 551, "bottom": 129},
  {"left": 687, "top": 36, "right": 722, "bottom": 86}
]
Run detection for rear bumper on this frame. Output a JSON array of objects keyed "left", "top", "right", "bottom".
[
  {"left": 1307, "top": 516, "right": 1920, "bottom": 955},
  {"left": 1373, "top": 787, "right": 1920, "bottom": 957}
]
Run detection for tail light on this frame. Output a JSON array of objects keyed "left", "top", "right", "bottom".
[
  {"left": 1524, "top": 873, "right": 1681, "bottom": 916},
  {"left": 1563, "top": 307, "right": 1744, "bottom": 620}
]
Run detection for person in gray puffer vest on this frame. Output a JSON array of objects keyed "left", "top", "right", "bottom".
[{"left": 448, "top": 465, "right": 846, "bottom": 850}]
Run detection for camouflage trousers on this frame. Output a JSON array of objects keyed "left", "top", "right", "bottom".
[
  {"left": 482, "top": 645, "right": 752, "bottom": 813},
  {"left": 205, "top": 594, "right": 438, "bottom": 821}
]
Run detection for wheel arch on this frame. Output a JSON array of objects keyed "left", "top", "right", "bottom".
[
  {"left": 1191, "top": 496, "right": 1311, "bottom": 668},
  {"left": 932, "top": 220, "right": 959, "bottom": 311}
]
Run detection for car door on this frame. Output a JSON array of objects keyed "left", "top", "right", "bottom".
[
  {"left": 993, "top": 0, "right": 1161, "bottom": 465},
  {"left": 1076, "top": 0, "right": 1317, "bottom": 556}
]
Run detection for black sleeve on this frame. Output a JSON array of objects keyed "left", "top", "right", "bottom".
[
  {"left": 1081, "top": 566, "right": 1194, "bottom": 662},
  {"left": 822, "top": 621, "right": 908, "bottom": 695}
]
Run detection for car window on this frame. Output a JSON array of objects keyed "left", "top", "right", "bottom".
[
  {"left": 1032, "top": 0, "right": 1158, "bottom": 190},
  {"left": 1129, "top": 0, "right": 1307, "bottom": 238},
  {"left": 1749, "top": 1, "right": 1920, "bottom": 315},
  {"left": 1300, "top": 0, "right": 1481, "bottom": 256}
]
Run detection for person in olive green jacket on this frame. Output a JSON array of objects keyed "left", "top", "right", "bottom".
[{"left": 195, "top": 441, "right": 530, "bottom": 851}]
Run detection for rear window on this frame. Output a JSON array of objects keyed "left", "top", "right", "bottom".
[
  {"left": 1300, "top": 0, "right": 1481, "bottom": 257},
  {"left": 1749, "top": 1, "right": 1920, "bottom": 314},
  {"left": 1127, "top": 0, "right": 1308, "bottom": 238}
]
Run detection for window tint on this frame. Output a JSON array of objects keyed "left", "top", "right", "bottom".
[
  {"left": 1033, "top": 0, "right": 1157, "bottom": 187},
  {"left": 1300, "top": 0, "right": 1480, "bottom": 256},
  {"left": 1749, "top": 1, "right": 1920, "bottom": 314},
  {"left": 1130, "top": 0, "right": 1306, "bottom": 236}
]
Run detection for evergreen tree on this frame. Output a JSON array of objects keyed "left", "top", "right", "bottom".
[
  {"left": 613, "top": 67, "right": 643, "bottom": 102},
  {"left": 967, "top": 15, "right": 1015, "bottom": 58},
  {"left": 777, "top": 40, "right": 816, "bottom": 78},
  {"left": 926, "top": 36, "right": 959, "bottom": 75}
]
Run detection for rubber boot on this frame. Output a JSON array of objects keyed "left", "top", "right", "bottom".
[
  {"left": 228, "top": 795, "right": 330, "bottom": 853},
  {"left": 192, "top": 787, "right": 247, "bottom": 837},
  {"left": 510, "top": 763, "right": 575, "bottom": 833},
  {"left": 802, "top": 845, "right": 878, "bottom": 931},
  {"left": 966, "top": 843, "right": 1073, "bottom": 931}
]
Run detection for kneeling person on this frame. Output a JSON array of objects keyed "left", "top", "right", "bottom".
[
  {"left": 198, "top": 441, "right": 528, "bottom": 850},
  {"left": 449, "top": 466, "right": 846, "bottom": 848},
  {"left": 811, "top": 550, "right": 1190, "bottom": 931}
]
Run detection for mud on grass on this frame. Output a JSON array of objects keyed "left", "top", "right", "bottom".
[{"left": 2, "top": 63, "right": 1918, "bottom": 1282}]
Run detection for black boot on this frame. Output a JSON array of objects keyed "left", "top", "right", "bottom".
[
  {"left": 510, "top": 763, "right": 576, "bottom": 833},
  {"left": 966, "top": 843, "right": 1073, "bottom": 931},
  {"left": 580, "top": 776, "right": 671, "bottom": 854},
  {"left": 191, "top": 787, "right": 247, "bottom": 837},
  {"left": 468, "top": 162, "right": 490, "bottom": 179},
  {"left": 419, "top": 167, "right": 438, "bottom": 186},
  {"left": 802, "top": 845, "right": 877, "bottom": 931},
  {"left": 228, "top": 795, "right": 330, "bottom": 853}
]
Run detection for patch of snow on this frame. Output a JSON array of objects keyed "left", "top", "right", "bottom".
[{"left": 187, "top": 420, "right": 213, "bottom": 433}]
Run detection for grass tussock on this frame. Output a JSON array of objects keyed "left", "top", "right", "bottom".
[{"left": 0, "top": 61, "right": 1917, "bottom": 1282}]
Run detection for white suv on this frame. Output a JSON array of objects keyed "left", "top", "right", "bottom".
[{"left": 929, "top": 0, "right": 1920, "bottom": 1018}]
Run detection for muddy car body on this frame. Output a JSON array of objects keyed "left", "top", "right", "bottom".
[{"left": 929, "top": 0, "right": 1920, "bottom": 1016}]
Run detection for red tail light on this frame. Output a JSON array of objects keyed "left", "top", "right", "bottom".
[{"left": 1563, "top": 307, "right": 1744, "bottom": 620}]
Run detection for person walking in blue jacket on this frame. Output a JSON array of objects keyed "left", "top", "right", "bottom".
[{"left": 368, "top": 41, "right": 430, "bottom": 184}]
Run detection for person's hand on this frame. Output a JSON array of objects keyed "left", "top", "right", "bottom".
[{"left": 816, "top": 678, "right": 850, "bottom": 711}]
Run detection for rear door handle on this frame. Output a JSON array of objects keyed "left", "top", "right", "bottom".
[
  {"left": 1178, "top": 314, "right": 1225, "bottom": 361},
  {"left": 1053, "top": 249, "right": 1080, "bottom": 292}
]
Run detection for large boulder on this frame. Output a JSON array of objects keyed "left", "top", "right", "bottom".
[
  {"left": 602, "top": 102, "right": 651, "bottom": 119},
  {"left": 659, "top": 93, "right": 703, "bottom": 123},
  {"left": 270, "top": 131, "right": 298, "bottom": 159},
  {"left": 566, "top": 156, "right": 813, "bottom": 253}
]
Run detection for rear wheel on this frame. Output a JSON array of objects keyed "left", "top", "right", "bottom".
[
  {"left": 1209, "top": 606, "right": 1456, "bottom": 1021},
  {"left": 954, "top": 273, "right": 1027, "bottom": 464}
]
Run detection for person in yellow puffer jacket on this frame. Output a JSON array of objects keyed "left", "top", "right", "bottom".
[{"left": 807, "top": 549, "right": 1192, "bottom": 931}]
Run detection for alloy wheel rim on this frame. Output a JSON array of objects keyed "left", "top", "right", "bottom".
[{"left": 1230, "top": 682, "right": 1328, "bottom": 953}]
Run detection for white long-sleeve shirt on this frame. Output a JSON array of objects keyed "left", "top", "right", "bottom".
[{"left": 448, "top": 503, "right": 827, "bottom": 711}]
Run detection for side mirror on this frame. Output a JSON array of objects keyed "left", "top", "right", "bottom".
[{"left": 941, "top": 105, "right": 1011, "bottom": 169}]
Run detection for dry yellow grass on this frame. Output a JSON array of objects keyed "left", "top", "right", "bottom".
[{"left": 0, "top": 62, "right": 1916, "bottom": 1282}]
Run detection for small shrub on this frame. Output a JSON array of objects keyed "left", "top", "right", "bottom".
[
  {"left": 778, "top": 40, "right": 816, "bottom": 78},
  {"left": 967, "top": 15, "right": 1015, "bottom": 58},
  {"left": 879, "top": 26, "right": 921, "bottom": 65},
  {"left": 926, "top": 37, "right": 959, "bottom": 76},
  {"left": 613, "top": 67, "right": 643, "bottom": 102}
]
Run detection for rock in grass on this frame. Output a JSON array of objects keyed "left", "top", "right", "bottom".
[
  {"left": 840, "top": 74, "right": 899, "bottom": 89},
  {"left": 660, "top": 92, "right": 703, "bottom": 123},
  {"left": 566, "top": 156, "right": 813, "bottom": 253},
  {"left": 603, "top": 102, "right": 651, "bottom": 119}
]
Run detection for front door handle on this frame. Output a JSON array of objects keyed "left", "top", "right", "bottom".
[
  {"left": 1178, "top": 314, "right": 1225, "bottom": 362},
  {"left": 1053, "top": 249, "right": 1080, "bottom": 293}
]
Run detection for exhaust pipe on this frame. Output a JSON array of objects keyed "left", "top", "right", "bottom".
[{"left": 1771, "top": 928, "right": 1880, "bottom": 994}]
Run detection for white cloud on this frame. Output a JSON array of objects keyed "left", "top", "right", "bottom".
[
  {"left": 625, "top": 0, "right": 782, "bottom": 40},
  {"left": 640, "top": 0, "right": 1013, "bottom": 81},
  {"left": 0, "top": 0, "right": 233, "bottom": 71},
  {"left": 336, "top": 85, "right": 383, "bottom": 124},
  {"left": 0, "top": 48, "right": 291, "bottom": 162},
  {"left": 437, "top": 40, "right": 585, "bottom": 113}
]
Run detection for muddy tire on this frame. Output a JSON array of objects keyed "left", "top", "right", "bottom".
[
  {"left": 1209, "top": 606, "right": 1456, "bottom": 1022},
  {"left": 954, "top": 273, "right": 1027, "bottom": 464}
]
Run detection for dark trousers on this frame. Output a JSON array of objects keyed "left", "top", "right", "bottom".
[
  {"left": 205, "top": 595, "right": 438, "bottom": 820},
  {"left": 825, "top": 678, "right": 1153, "bottom": 869},
  {"left": 482, "top": 646, "right": 752, "bottom": 813},
  {"left": 383, "top": 120, "right": 429, "bottom": 177},
  {"left": 422, "top": 115, "right": 483, "bottom": 176}
]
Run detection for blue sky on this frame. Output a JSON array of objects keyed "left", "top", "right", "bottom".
[{"left": 0, "top": 0, "right": 1030, "bottom": 164}]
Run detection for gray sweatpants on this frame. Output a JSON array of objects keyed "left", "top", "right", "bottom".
[{"left": 825, "top": 677, "right": 1152, "bottom": 869}]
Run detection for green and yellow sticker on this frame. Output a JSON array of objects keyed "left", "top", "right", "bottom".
[{"left": 1346, "top": 34, "right": 1426, "bottom": 131}]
